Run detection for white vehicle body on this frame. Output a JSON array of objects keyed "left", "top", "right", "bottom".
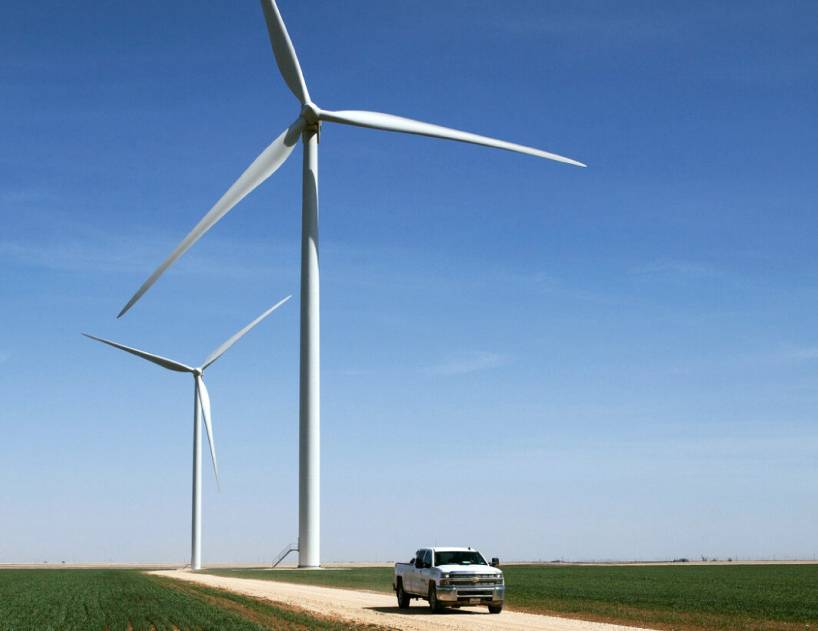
[{"left": 393, "top": 547, "right": 505, "bottom": 614}]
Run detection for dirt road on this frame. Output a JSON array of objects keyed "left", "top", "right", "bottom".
[{"left": 151, "top": 569, "right": 650, "bottom": 631}]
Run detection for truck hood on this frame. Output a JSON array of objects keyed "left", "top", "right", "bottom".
[{"left": 437, "top": 565, "right": 502, "bottom": 576}]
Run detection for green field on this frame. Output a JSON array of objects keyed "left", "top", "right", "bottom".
[
  {"left": 2, "top": 564, "right": 815, "bottom": 631},
  {"left": 0, "top": 569, "right": 388, "bottom": 631},
  {"left": 209, "top": 563, "right": 818, "bottom": 631}
]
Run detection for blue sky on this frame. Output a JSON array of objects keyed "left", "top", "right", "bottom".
[{"left": 2, "top": 0, "right": 817, "bottom": 563}]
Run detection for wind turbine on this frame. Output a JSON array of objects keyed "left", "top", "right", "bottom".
[
  {"left": 117, "top": 1, "right": 585, "bottom": 568},
  {"left": 86, "top": 296, "right": 290, "bottom": 570}
]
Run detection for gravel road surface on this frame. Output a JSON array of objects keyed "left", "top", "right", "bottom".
[{"left": 151, "top": 569, "right": 651, "bottom": 631}]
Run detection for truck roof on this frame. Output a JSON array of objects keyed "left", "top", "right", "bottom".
[{"left": 420, "top": 547, "right": 480, "bottom": 552}]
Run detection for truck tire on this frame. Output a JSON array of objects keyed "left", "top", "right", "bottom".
[
  {"left": 396, "top": 580, "right": 410, "bottom": 609},
  {"left": 488, "top": 604, "right": 503, "bottom": 614},
  {"left": 428, "top": 584, "right": 442, "bottom": 613}
]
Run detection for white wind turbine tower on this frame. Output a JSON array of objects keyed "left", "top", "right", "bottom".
[
  {"left": 117, "top": 1, "right": 585, "bottom": 568},
  {"left": 86, "top": 296, "right": 290, "bottom": 570}
]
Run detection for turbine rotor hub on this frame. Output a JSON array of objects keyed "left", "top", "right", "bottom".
[{"left": 301, "top": 102, "right": 321, "bottom": 125}]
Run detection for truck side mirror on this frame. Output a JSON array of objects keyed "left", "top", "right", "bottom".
[{"left": 491, "top": 557, "right": 500, "bottom": 567}]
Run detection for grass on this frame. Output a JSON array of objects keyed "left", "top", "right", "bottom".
[
  {"left": 0, "top": 569, "right": 390, "bottom": 631},
  {"left": 505, "top": 564, "right": 817, "bottom": 631},
  {"left": 208, "top": 563, "right": 818, "bottom": 631}
]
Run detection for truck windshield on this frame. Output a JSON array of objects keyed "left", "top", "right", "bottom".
[{"left": 434, "top": 551, "right": 487, "bottom": 566}]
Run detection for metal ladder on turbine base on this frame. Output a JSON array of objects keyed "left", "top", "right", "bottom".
[{"left": 272, "top": 542, "right": 299, "bottom": 568}]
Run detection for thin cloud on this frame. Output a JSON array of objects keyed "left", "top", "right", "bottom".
[
  {"left": 0, "top": 233, "right": 298, "bottom": 279},
  {"left": 324, "top": 240, "right": 604, "bottom": 304},
  {"left": 500, "top": 13, "right": 668, "bottom": 41},
  {"left": 784, "top": 347, "right": 818, "bottom": 361},
  {"left": 630, "top": 260, "right": 726, "bottom": 284},
  {"left": 2, "top": 202, "right": 298, "bottom": 278},
  {"left": 335, "top": 368, "right": 377, "bottom": 377},
  {"left": 423, "top": 351, "right": 510, "bottom": 376},
  {"left": 0, "top": 189, "right": 55, "bottom": 206},
  {"left": 732, "top": 346, "right": 818, "bottom": 369}
]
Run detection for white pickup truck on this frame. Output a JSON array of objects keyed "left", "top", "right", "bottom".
[{"left": 393, "top": 547, "right": 505, "bottom": 613}]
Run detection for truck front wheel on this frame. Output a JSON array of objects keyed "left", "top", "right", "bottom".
[
  {"left": 396, "top": 580, "right": 410, "bottom": 608},
  {"left": 488, "top": 604, "right": 503, "bottom": 614},
  {"left": 428, "top": 584, "right": 442, "bottom": 613}
]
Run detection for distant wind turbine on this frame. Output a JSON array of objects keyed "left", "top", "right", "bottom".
[
  {"left": 117, "top": 0, "right": 584, "bottom": 568},
  {"left": 85, "top": 296, "right": 290, "bottom": 570}
]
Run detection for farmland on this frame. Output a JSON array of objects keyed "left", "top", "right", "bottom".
[
  {"left": 209, "top": 563, "right": 818, "bottom": 631},
  {"left": 0, "top": 569, "right": 389, "bottom": 631},
  {"left": 505, "top": 564, "right": 817, "bottom": 630},
  {"left": 2, "top": 563, "right": 815, "bottom": 631}
]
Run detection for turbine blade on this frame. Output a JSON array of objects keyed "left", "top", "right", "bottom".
[
  {"left": 259, "top": 0, "right": 310, "bottom": 105},
  {"left": 196, "top": 375, "right": 220, "bottom": 491},
  {"left": 320, "top": 110, "right": 586, "bottom": 167},
  {"left": 118, "top": 118, "right": 306, "bottom": 318},
  {"left": 82, "top": 333, "right": 193, "bottom": 373},
  {"left": 202, "top": 295, "right": 291, "bottom": 370}
]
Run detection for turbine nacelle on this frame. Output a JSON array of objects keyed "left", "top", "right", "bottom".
[{"left": 301, "top": 102, "right": 321, "bottom": 125}]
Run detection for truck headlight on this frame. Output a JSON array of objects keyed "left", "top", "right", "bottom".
[{"left": 496, "top": 575, "right": 504, "bottom": 585}]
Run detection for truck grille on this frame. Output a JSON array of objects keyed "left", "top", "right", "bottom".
[{"left": 449, "top": 577, "right": 499, "bottom": 587}]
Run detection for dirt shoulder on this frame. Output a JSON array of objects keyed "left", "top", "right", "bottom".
[{"left": 150, "top": 569, "right": 653, "bottom": 631}]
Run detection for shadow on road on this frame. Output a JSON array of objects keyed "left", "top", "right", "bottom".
[{"left": 368, "top": 606, "right": 487, "bottom": 616}]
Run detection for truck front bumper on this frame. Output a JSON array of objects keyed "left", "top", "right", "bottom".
[{"left": 435, "top": 585, "right": 505, "bottom": 606}]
